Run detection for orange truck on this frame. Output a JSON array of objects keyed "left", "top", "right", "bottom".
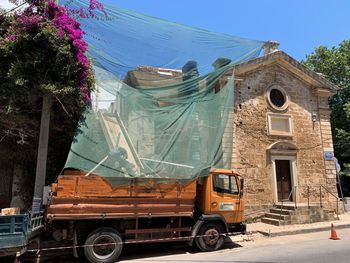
[{"left": 46, "top": 168, "right": 245, "bottom": 263}]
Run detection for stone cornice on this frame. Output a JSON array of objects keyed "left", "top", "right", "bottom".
[{"left": 232, "top": 51, "right": 338, "bottom": 97}]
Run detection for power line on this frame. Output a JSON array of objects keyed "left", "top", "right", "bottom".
[{"left": 1, "top": 2, "right": 27, "bottom": 16}]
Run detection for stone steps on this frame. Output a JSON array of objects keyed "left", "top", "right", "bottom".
[
  {"left": 274, "top": 204, "right": 297, "bottom": 210},
  {"left": 261, "top": 203, "right": 335, "bottom": 226},
  {"left": 264, "top": 212, "right": 289, "bottom": 220},
  {"left": 261, "top": 217, "right": 281, "bottom": 226},
  {"left": 269, "top": 208, "right": 294, "bottom": 215}
]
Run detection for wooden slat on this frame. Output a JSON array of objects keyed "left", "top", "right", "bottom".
[
  {"left": 55, "top": 174, "right": 196, "bottom": 199},
  {"left": 126, "top": 227, "right": 191, "bottom": 234},
  {"left": 46, "top": 203, "right": 193, "bottom": 214},
  {"left": 48, "top": 172, "right": 197, "bottom": 221},
  {"left": 47, "top": 212, "right": 193, "bottom": 221},
  {"left": 51, "top": 197, "right": 194, "bottom": 205},
  {"left": 126, "top": 237, "right": 192, "bottom": 243}
]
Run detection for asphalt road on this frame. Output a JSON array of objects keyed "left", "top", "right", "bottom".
[{"left": 15, "top": 227, "right": 350, "bottom": 263}]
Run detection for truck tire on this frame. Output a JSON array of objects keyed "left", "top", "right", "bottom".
[
  {"left": 84, "top": 227, "right": 123, "bottom": 263},
  {"left": 195, "top": 222, "right": 225, "bottom": 252}
]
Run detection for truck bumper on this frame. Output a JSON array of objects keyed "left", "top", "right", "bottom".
[{"left": 228, "top": 223, "right": 246, "bottom": 235}]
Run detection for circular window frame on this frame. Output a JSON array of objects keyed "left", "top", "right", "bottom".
[{"left": 266, "top": 85, "right": 289, "bottom": 111}]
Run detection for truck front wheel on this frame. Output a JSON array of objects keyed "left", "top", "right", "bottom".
[
  {"left": 195, "top": 222, "right": 225, "bottom": 252},
  {"left": 84, "top": 227, "right": 123, "bottom": 263}
]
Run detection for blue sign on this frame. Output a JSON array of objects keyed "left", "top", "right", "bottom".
[{"left": 324, "top": 151, "right": 333, "bottom": 161}]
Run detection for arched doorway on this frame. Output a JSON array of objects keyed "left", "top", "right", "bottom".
[{"left": 268, "top": 142, "right": 298, "bottom": 203}]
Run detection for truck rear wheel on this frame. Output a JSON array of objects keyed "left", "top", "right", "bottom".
[
  {"left": 84, "top": 227, "right": 123, "bottom": 263},
  {"left": 195, "top": 222, "right": 224, "bottom": 252}
]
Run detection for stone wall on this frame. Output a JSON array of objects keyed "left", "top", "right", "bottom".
[
  {"left": 0, "top": 152, "right": 33, "bottom": 211},
  {"left": 228, "top": 64, "right": 338, "bottom": 215}
]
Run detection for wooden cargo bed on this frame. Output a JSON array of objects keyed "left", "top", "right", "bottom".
[{"left": 47, "top": 173, "right": 196, "bottom": 221}]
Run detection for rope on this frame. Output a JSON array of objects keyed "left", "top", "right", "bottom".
[{"left": 26, "top": 231, "right": 250, "bottom": 254}]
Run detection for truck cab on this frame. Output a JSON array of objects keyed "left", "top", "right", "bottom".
[
  {"left": 191, "top": 169, "right": 245, "bottom": 251},
  {"left": 197, "top": 169, "right": 244, "bottom": 225}
]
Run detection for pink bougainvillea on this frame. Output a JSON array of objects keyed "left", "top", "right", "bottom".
[
  {"left": 66, "top": 0, "right": 107, "bottom": 19},
  {"left": 45, "top": 1, "right": 91, "bottom": 101},
  {"left": 6, "top": 35, "right": 18, "bottom": 41},
  {"left": 2, "top": 0, "right": 106, "bottom": 103},
  {"left": 88, "top": 0, "right": 107, "bottom": 18},
  {"left": 16, "top": 14, "right": 43, "bottom": 32}
]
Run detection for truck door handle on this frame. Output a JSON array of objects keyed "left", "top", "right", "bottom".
[{"left": 211, "top": 202, "right": 218, "bottom": 207}]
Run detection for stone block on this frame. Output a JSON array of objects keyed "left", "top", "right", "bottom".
[{"left": 1, "top": 207, "right": 20, "bottom": 215}]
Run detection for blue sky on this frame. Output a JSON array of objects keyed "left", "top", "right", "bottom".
[
  {"left": 1, "top": 0, "right": 349, "bottom": 61},
  {"left": 99, "top": 0, "right": 350, "bottom": 61}
]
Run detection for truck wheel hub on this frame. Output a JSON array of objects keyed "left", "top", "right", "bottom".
[
  {"left": 203, "top": 229, "right": 219, "bottom": 245},
  {"left": 92, "top": 235, "right": 116, "bottom": 260}
]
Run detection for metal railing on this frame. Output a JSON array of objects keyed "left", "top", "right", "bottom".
[
  {"left": 276, "top": 185, "right": 340, "bottom": 223},
  {"left": 30, "top": 211, "right": 44, "bottom": 232},
  {"left": 0, "top": 214, "right": 29, "bottom": 235},
  {"left": 320, "top": 185, "right": 339, "bottom": 219},
  {"left": 279, "top": 186, "right": 297, "bottom": 223},
  {"left": 304, "top": 185, "right": 339, "bottom": 218},
  {"left": 0, "top": 211, "right": 44, "bottom": 236}
]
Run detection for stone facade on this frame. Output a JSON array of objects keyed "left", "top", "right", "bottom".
[{"left": 226, "top": 51, "right": 339, "bottom": 216}]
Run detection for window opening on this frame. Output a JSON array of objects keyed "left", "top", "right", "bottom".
[
  {"left": 270, "top": 89, "right": 285, "bottom": 108},
  {"left": 266, "top": 85, "right": 289, "bottom": 111},
  {"left": 213, "top": 174, "right": 238, "bottom": 194}
]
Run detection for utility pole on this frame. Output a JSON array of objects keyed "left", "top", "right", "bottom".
[
  {"left": 32, "top": 94, "right": 52, "bottom": 211},
  {"left": 31, "top": 0, "right": 57, "bottom": 213}
]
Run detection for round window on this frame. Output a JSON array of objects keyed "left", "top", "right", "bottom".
[
  {"left": 266, "top": 86, "right": 289, "bottom": 111},
  {"left": 270, "top": 89, "right": 285, "bottom": 107}
]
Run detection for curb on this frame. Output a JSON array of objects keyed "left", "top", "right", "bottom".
[{"left": 256, "top": 223, "right": 350, "bottom": 237}]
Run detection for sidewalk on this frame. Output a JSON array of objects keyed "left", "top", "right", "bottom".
[{"left": 242, "top": 212, "right": 350, "bottom": 238}]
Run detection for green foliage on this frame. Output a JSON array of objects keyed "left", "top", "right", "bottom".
[
  {"left": 302, "top": 40, "right": 350, "bottom": 170},
  {"left": 339, "top": 164, "right": 350, "bottom": 196},
  {"left": 0, "top": 10, "right": 95, "bottom": 110},
  {"left": 1, "top": 23, "right": 83, "bottom": 108},
  {"left": 0, "top": 3, "right": 94, "bottom": 188}
]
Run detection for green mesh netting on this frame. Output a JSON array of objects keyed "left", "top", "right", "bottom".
[
  {"left": 66, "top": 64, "right": 234, "bottom": 180},
  {"left": 62, "top": 0, "right": 265, "bottom": 181}
]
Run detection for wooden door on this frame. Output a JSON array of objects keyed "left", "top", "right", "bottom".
[{"left": 275, "top": 160, "right": 292, "bottom": 202}]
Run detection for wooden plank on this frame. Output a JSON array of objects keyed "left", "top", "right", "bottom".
[
  {"left": 1, "top": 208, "right": 20, "bottom": 216},
  {"left": 47, "top": 212, "right": 193, "bottom": 221},
  {"left": 48, "top": 203, "right": 194, "bottom": 209},
  {"left": 46, "top": 204, "right": 193, "bottom": 214},
  {"left": 55, "top": 176, "right": 77, "bottom": 197},
  {"left": 126, "top": 237, "right": 192, "bottom": 243},
  {"left": 54, "top": 174, "right": 196, "bottom": 199},
  {"left": 51, "top": 197, "right": 194, "bottom": 205},
  {"left": 126, "top": 227, "right": 191, "bottom": 234},
  {"left": 50, "top": 172, "right": 197, "bottom": 222}
]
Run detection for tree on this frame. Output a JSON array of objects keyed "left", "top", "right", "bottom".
[
  {"left": 302, "top": 40, "right": 350, "bottom": 170},
  {"left": 0, "top": 0, "right": 99, "bottom": 208}
]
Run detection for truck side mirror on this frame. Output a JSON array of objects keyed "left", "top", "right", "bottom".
[{"left": 240, "top": 178, "right": 244, "bottom": 198}]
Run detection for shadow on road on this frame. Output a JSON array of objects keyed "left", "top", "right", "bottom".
[{"left": 17, "top": 239, "right": 242, "bottom": 262}]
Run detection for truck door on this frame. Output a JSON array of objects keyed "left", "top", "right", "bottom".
[{"left": 209, "top": 173, "right": 242, "bottom": 224}]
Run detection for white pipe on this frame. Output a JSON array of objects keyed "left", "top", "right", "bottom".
[{"left": 139, "top": 158, "right": 194, "bottom": 169}]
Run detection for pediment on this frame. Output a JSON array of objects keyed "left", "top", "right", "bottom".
[{"left": 233, "top": 51, "right": 338, "bottom": 97}]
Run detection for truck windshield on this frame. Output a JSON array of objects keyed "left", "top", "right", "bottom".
[{"left": 213, "top": 174, "right": 238, "bottom": 195}]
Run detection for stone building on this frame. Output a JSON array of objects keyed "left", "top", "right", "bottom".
[
  {"left": 227, "top": 48, "right": 339, "bottom": 215},
  {"left": 0, "top": 43, "right": 340, "bottom": 222},
  {"left": 121, "top": 46, "right": 340, "bottom": 218}
]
